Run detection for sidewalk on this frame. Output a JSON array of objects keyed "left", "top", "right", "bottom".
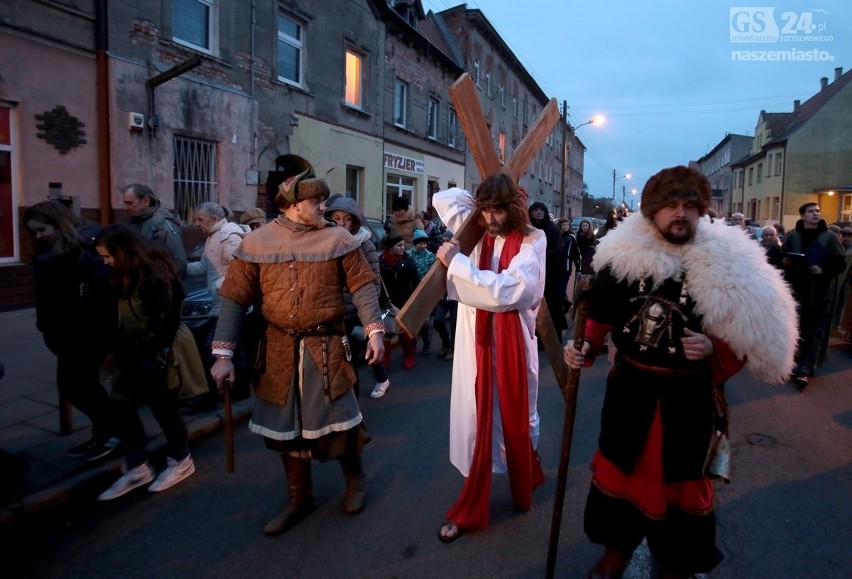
[{"left": 0, "top": 308, "right": 252, "bottom": 531}]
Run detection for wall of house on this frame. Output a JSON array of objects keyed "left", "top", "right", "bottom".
[
  {"left": 784, "top": 87, "right": 852, "bottom": 224},
  {"left": 290, "top": 115, "right": 385, "bottom": 217},
  {"left": 0, "top": 28, "right": 100, "bottom": 309},
  {"left": 381, "top": 23, "right": 465, "bottom": 215}
]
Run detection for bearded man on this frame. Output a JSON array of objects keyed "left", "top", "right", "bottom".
[
  {"left": 211, "top": 170, "right": 385, "bottom": 535},
  {"left": 564, "top": 166, "right": 798, "bottom": 578},
  {"left": 432, "top": 173, "right": 546, "bottom": 543}
]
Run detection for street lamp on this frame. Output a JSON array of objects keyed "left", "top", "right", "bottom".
[
  {"left": 612, "top": 170, "right": 631, "bottom": 200},
  {"left": 630, "top": 188, "right": 637, "bottom": 211},
  {"left": 559, "top": 106, "right": 604, "bottom": 218}
]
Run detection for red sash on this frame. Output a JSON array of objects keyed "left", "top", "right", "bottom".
[{"left": 446, "top": 230, "right": 545, "bottom": 530}]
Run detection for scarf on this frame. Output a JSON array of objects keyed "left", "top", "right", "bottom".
[{"left": 446, "top": 230, "right": 545, "bottom": 530}]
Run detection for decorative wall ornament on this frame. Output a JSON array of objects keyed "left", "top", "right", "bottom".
[{"left": 34, "top": 105, "right": 86, "bottom": 154}]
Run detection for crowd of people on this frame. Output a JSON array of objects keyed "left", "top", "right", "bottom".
[{"left": 13, "top": 161, "right": 851, "bottom": 578}]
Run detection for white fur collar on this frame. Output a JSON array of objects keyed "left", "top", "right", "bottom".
[{"left": 594, "top": 214, "right": 798, "bottom": 383}]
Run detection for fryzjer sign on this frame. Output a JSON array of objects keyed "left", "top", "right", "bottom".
[{"left": 383, "top": 152, "right": 423, "bottom": 174}]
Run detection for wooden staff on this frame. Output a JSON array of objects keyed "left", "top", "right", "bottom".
[
  {"left": 545, "top": 298, "right": 588, "bottom": 579},
  {"left": 223, "top": 378, "right": 235, "bottom": 473}
]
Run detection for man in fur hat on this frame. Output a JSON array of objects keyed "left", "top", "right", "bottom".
[
  {"left": 210, "top": 169, "right": 385, "bottom": 535},
  {"left": 564, "top": 165, "right": 798, "bottom": 578},
  {"left": 432, "top": 173, "right": 546, "bottom": 543}
]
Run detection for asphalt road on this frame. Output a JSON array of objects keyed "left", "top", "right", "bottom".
[{"left": 11, "top": 336, "right": 852, "bottom": 579}]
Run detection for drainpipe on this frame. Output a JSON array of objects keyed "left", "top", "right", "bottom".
[
  {"left": 779, "top": 149, "right": 786, "bottom": 230},
  {"left": 95, "top": 0, "right": 111, "bottom": 225}
]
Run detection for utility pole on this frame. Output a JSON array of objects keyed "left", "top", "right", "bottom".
[{"left": 612, "top": 169, "right": 616, "bottom": 199}]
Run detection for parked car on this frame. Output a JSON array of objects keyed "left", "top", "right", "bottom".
[{"left": 364, "top": 216, "right": 387, "bottom": 247}]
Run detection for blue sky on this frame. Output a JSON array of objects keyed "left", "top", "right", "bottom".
[{"left": 423, "top": 0, "right": 851, "bottom": 205}]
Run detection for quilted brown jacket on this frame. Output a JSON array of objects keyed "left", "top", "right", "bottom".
[{"left": 220, "top": 217, "right": 380, "bottom": 405}]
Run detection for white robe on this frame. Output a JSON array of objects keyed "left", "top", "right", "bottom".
[{"left": 432, "top": 188, "right": 546, "bottom": 476}]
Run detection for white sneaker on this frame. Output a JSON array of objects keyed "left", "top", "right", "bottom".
[
  {"left": 148, "top": 455, "right": 196, "bottom": 493},
  {"left": 370, "top": 380, "right": 390, "bottom": 399},
  {"left": 98, "top": 463, "right": 155, "bottom": 501}
]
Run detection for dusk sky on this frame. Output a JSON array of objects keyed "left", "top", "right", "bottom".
[{"left": 424, "top": 0, "right": 851, "bottom": 209}]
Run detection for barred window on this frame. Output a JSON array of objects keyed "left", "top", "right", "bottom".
[{"left": 173, "top": 135, "right": 217, "bottom": 221}]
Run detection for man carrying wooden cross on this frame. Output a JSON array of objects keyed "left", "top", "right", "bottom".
[{"left": 433, "top": 172, "right": 546, "bottom": 543}]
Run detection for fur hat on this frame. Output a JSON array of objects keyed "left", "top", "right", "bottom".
[
  {"left": 275, "top": 168, "right": 329, "bottom": 208},
  {"left": 412, "top": 228, "right": 428, "bottom": 244},
  {"left": 640, "top": 166, "right": 711, "bottom": 220},
  {"left": 240, "top": 207, "right": 266, "bottom": 227}
]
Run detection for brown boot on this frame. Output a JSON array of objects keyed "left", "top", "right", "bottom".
[
  {"left": 264, "top": 454, "right": 315, "bottom": 536},
  {"left": 340, "top": 454, "right": 367, "bottom": 514}
]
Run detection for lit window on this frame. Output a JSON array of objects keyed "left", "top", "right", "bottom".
[
  {"left": 345, "top": 49, "right": 363, "bottom": 107},
  {"left": 172, "top": 0, "right": 217, "bottom": 54},
  {"left": 0, "top": 103, "right": 18, "bottom": 262},
  {"left": 394, "top": 79, "right": 408, "bottom": 127},
  {"left": 278, "top": 13, "right": 303, "bottom": 86}
]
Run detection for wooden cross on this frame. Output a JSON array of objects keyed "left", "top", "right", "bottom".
[{"left": 397, "top": 73, "right": 570, "bottom": 394}]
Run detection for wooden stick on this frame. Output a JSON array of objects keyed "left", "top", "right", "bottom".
[
  {"left": 223, "top": 378, "right": 235, "bottom": 473},
  {"left": 545, "top": 299, "right": 588, "bottom": 578}
]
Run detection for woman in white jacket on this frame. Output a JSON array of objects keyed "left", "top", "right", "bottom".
[
  {"left": 187, "top": 202, "right": 247, "bottom": 316},
  {"left": 184, "top": 202, "right": 248, "bottom": 411}
]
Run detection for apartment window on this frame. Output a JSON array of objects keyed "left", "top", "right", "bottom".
[
  {"left": 448, "top": 107, "right": 459, "bottom": 148},
  {"left": 428, "top": 97, "right": 439, "bottom": 139},
  {"left": 775, "top": 153, "right": 783, "bottom": 175},
  {"left": 278, "top": 13, "right": 304, "bottom": 86},
  {"left": 393, "top": 79, "right": 408, "bottom": 127},
  {"left": 344, "top": 48, "right": 363, "bottom": 107},
  {"left": 757, "top": 163, "right": 763, "bottom": 183},
  {"left": 498, "top": 131, "right": 506, "bottom": 164},
  {"left": 0, "top": 104, "right": 17, "bottom": 262},
  {"left": 473, "top": 60, "right": 480, "bottom": 87},
  {"left": 345, "top": 166, "right": 362, "bottom": 202},
  {"left": 172, "top": 0, "right": 217, "bottom": 54},
  {"left": 173, "top": 135, "right": 217, "bottom": 222},
  {"left": 486, "top": 73, "right": 492, "bottom": 97},
  {"left": 386, "top": 174, "right": 415, "bottom": 213},
  {"left": 513, "top": 97, "right": 518, "bottom": 118},
  {"left": 499, "top": 85, "right": 505, "bottom": 108},
  {"left": 748, "top": 167, "right": 754, "bottom": 186}
]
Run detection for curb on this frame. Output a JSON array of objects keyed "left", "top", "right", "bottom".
[{"left": 0, "top": 399, "right": 253, "bottom": 532}]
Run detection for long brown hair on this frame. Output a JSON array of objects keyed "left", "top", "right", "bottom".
[
  {"left": 23, "top": 200, "right": 83, "bottom": 257},
  {"left": 94, "top": 224, "right": 178, "bottom": 298},
  {"left": 474, "top": 173, "right": 532, "bottom": 235}
]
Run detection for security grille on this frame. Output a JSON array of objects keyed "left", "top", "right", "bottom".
[{"left": 173, "top": 135, "right": 217, "bottom": 221}]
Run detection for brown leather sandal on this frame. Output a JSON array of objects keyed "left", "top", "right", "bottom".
[{"left": 438, "top": 519, "right": 463, "bottom": 543}]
